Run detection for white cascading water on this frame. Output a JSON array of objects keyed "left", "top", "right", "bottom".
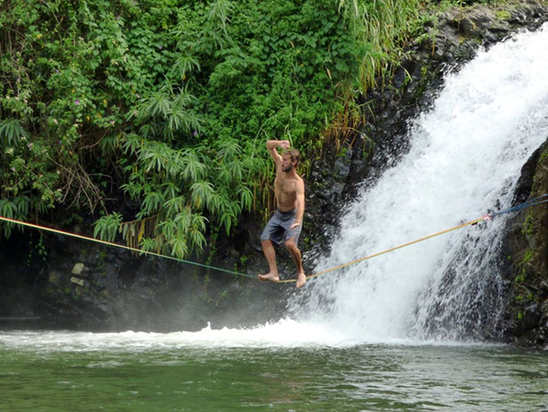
[{"left": 290, "top": 23, "right": 548, "bottom": 343}]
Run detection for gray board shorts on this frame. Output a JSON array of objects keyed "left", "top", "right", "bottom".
[{"left": 260, "top": 209, "right": 302, "bottom": 246}]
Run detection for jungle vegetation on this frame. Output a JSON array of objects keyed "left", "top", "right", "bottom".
[{"left": 0, "top": 0, "right": 503, "bottom": 258}]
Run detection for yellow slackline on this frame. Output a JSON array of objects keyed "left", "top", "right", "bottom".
[
  {"left": 0, "top": 214, "right": 490, "bottom": 284},
  {"left": 0, "top": 216, "right": 252, "bottom": 278},
  {"left": 278, "top": 215, "right": 489, "bottom": 283}
]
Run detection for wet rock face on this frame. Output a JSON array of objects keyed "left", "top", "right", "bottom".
[
  {"left": 1, "top": 228, "right": 287, "bottom": 332},
  {"left": 500, "top": 140, "right": 548, "bottom": 348},
  {"left": 0, "top": 235, "right": 46, "bottom": 328}
]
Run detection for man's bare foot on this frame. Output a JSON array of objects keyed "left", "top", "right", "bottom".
[
  {"left": 258, "top": 273, "right": 279, "bottom": 282},
  {"left": 296, "top": 273, "right": 306, "bottom": 288}
]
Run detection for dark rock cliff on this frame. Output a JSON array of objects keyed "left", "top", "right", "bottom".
[
  {"left": 499, "top": 139, "right": 548, "bottom": 348},
  {"left": 0, "top": 229, "right": 287, "bottom": 331}
]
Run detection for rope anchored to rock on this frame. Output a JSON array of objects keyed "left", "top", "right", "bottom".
[{"left": 1, "top": 194, "right": 548, "bottom": 284}]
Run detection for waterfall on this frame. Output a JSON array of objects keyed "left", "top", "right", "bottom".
[{"left": 292, "top": 23, "right": 548, "bottom": 343}]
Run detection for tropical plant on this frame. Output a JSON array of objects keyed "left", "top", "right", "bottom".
[{"left": 1, "top": 0, "right": 431, "bottom": 258}]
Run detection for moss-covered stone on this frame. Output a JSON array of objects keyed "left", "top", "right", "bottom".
[{"left": 501, "top": 141, "right": 548, "bottom": 348}]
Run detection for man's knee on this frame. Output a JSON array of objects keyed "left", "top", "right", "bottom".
[
  {"left": 262, "top": 239, "right": 273, "bottom": 248},
  {"left": 284, "top": 239, "right": 299, "bottom": 251}
]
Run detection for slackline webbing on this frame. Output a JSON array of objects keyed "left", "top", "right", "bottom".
[
  {"left": 0, "top": 216, "right": 254, "bottom": 279},
  {"left": 1, "top": 194, "right": 547, "bottom": 284},
  {"left": 278, "top": 194, "right": 548, "bottom": 283}
]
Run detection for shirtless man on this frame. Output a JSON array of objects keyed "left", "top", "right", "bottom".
[{"left": 258, "top": 140, "right": 306, "bottom": 288}]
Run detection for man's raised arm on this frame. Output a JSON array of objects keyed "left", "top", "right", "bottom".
[{"left": 266, "top": 140, "right": 290, "bottom": 164}]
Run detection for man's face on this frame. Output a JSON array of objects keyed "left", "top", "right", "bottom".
[{"left": 281, "top": 154, "right": 294, "bottom": 172}]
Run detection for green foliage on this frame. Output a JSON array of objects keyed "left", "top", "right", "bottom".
[
  {"left": 495, "top": 10, "right": 511, "bottom": 20},
  {"left": 1, "top": 0, "right": 429, "bottom": 259},
  {"left": 434, "top": 0, "right": 506, "bottom": 10},
  {"left": 339, "top": 0, "right": 422, "bottom": 91},
  {"left": 0, "top": 119, "right": 29, "bottom": 146},
  {"left": 521, "top": 213, "right": 536, "bottom": 237},
  {"left": 26, "top": 234, "right": 48, "bottom": 266},
  {"left": 522, "top": 250, "right": 534, "bottom": 265},
  {"left": 515, "top": 249, "right": 533, "bottom": 285},
  {"left": 93, "top": 212, "right": 123, "bottom": 243}
]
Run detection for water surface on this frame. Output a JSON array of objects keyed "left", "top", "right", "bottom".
[{"left": 1, "top": 329, "right": 547, "bottom": 412}]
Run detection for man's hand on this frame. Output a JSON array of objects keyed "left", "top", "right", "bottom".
[
  {"left": 266, "top": 140, "right": 290, "bottom": 153},
  {"left": 279, "top": 140, "right": 290, "bottom": 149},
  {"left": 290, "top": 222, "right": 301, "bottom": 229}
]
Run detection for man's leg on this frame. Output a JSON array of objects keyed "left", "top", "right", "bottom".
[
  {"left": 284, "top": 239, "right": 306, "bottom": 288},
  {"left": 258, "top": 239, "right": 279, "bottom": 282}
]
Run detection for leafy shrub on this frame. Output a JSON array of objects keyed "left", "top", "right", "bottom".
[{"left": 1, "top": 0, "right": 422, "bottom": 257}]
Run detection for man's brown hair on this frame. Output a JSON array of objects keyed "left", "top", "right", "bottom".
[{"left": 283, "top": 149, "right": 300, "bottom": 166}]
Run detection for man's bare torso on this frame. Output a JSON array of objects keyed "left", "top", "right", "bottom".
[{"left": 274, "top": 173, "right": 301, "bottom": 212}]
